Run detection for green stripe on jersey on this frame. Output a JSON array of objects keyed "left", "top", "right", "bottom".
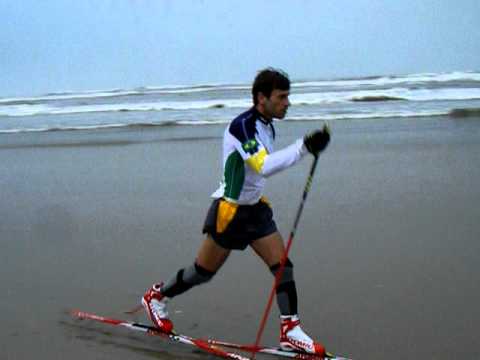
[{"left": 224, "top": 151, "right": 245, "bottom": 200}]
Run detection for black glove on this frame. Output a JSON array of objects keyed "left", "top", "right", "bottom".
[{"left": 303, "top": 125, "right": 330, "bottom": 155}]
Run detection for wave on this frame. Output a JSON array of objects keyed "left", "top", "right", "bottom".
[
  {"left": 449, "top": 107, "right": 480, "bottom": 118},
  {"left": 351, "top": 95, "right": 405, "bottom": 102},
  {"left": 2, "top": 71, "right": 479, "bottom": 106},
  {"left": 2, "top": 87, "right": 480, "bottom": 118},
  {"left": 294, "top": 71, "right": 480, "bottom": 89},
  {"left": 291, "top": 87, "right": 480, "bottom": 105},
  {"left": 0, "top": 89, "right": 147, "bottom": 105},
  {"left": 0, "top": 99, "right": 251, "bottom": 117},
  {"left": 0, "top": 110, "right": 455, "bottom": 134},
  {"left": 0, "top": 120, "right": 231, "bottom": 134},
  {"left": 0, "top": 84, "right": 250, "bottom": 105},
  {"left": 286, "top": 109, "right": 450, "bottom": 122},
  {"left": 0, "top": 122, "right": 171, "bottom": 134},
  {"left": 141, "top": 84, "right": 248, "bottom": 94}
]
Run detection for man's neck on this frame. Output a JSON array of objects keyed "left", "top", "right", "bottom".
[{"left": 254, "top": 105, "right": 272, "bottom": 123}]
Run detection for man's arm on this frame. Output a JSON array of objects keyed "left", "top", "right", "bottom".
[
  {"left": 245, "top": 138, "right": 307, "bottom": 177},
  {"left": 241, "top": 126, "right": 330, "bottom": 177}
]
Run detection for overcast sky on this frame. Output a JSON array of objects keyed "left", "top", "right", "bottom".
[{"left": 1, "top": 0, "right": 479, "bottom": 97}]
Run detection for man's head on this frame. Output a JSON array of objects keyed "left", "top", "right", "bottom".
[{"left": 252, "top": 68, "right": 291, "bottom": 120}]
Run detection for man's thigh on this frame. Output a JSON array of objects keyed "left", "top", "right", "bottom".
[
  {"left": 196, "top": 235, "right": 231, "bottom": 272},
  {"left": 250, "top": 231, "right": 286, "bottom": 267}
]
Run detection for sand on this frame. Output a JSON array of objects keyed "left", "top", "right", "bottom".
[{"left": 1, "top": 117, "right": 479, "bottom": 360}]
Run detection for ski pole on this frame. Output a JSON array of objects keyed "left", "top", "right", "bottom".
[{"left": 252, "top": 153, "right": 320, "bottom": 358}]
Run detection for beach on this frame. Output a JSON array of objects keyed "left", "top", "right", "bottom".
[{"left": 1, "top": 116, "right": 479, "bottom": 360}]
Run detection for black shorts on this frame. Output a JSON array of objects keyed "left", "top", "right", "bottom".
[{"left": 202, "top": 198, "right": 278, "bottom": 250}]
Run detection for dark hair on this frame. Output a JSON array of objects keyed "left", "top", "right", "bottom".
[{"left": 252, "top": 68, "right": 290, "bottom": 105}]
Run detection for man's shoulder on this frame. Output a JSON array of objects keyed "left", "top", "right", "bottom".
[{"left": 228, "top": 107, "right": 258, "bottom": 143}]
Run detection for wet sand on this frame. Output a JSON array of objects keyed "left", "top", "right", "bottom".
[{"left": 1, "top": 117, "right": 479, "bottom": 360}]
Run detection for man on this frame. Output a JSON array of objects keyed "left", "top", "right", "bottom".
[{"left": 142, "top": 68, "right": 330, "bottom": 355}]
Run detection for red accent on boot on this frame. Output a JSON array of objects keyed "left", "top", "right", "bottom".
[
  {"left": 280, "top": 317, "right": 325, "bottom": 357},
  {"left": 142, "top": 283, "right": 173, "bottom": 333},
  {"left": 313, "top": 343, "right": 326, "bottom": 357},
  {"left": 280, "top": 317, "right": 301, "bottom": 341}
]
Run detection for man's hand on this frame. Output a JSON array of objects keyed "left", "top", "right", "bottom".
[{"left": 303, "top": 124, "right": 331, "bottom": 155}]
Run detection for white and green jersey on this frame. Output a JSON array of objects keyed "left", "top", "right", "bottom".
[{"left": 212, "top": 107, "right": 308, "bottom": 205}]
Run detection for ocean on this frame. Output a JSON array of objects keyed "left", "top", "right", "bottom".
[
  {"left": 1, "top": 71, "right": 479, "bottom": 134},
  {"left": 1, "top": 71, "right": 480, "bottom": 360}
]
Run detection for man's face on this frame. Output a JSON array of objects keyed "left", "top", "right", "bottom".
[{"left": 260, "top": 89, "right": 290, "bottom": 120}]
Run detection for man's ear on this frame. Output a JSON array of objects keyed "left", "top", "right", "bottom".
[{"left": 257, "top": 92, "right": 267, "bottom": 105}]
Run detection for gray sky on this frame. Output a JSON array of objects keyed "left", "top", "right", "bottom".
[{"left": 2, "top": 0, "right": 479, "bottom": 97}]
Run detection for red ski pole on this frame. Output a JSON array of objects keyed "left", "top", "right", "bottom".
[{"left": 252, "top": 153, "right": 320, "bottom": 358}]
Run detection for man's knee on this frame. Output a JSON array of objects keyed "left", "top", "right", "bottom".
[
  {"left": 269, "top": 258, "right": 294, "bottom": 284},
  {"left": 269, "top": 258, "right": 298, "bottom": 315},
  {"left": 161, "top": 262, "right": 216, "bottom": 298},
  {"left": 182, "top": 262, "right": 216, "bottom": 285}
]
